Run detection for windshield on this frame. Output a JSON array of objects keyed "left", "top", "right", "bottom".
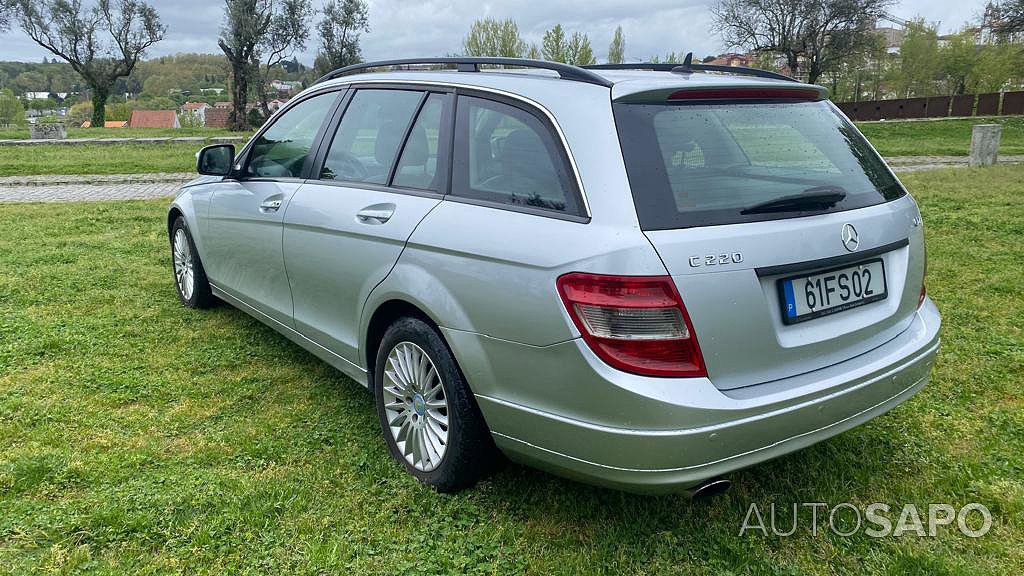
[{"left": 613, "top": 100, "right": 905, "bottom": 230}]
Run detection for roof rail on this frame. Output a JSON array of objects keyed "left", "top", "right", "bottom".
[
  {"left": 313, "top": 57, "right": 614, "bottom": 88},
  {"left": 585, "top": 53, "right": 797, "bottom": 83}
]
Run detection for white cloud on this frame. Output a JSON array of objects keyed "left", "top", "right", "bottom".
[{"left": 0, "top": 0, "right": 992, "bottom": 64}]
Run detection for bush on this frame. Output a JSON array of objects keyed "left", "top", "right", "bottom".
[
  {"left": 68, "top": 102, "right": 93, "bottom": 126},
  {"left": 0, "top": 89, "right": 26, "bottom": 127}
]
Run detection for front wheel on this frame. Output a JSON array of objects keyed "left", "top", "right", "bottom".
[
  {"left": 374, "top": 317, "right": 500, "bottom": 492},
  {"left": 170, "top": 216, "right": 216, "bottom": 308}
]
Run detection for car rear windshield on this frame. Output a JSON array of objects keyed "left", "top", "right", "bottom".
[{"left": 613, "top": 100, "right": 906, "bottom": 230}]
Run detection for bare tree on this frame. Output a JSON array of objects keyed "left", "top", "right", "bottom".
[
  {"left": 314, "top": 0, "right": 369, "bottom": 75},
  {"left": 711, "top": 0, "right": 892, "bottom": 83},
  {"left": 608, "top": 26, "right": 625, "bottom": 64},
  {"left": 11, "top": 0, "right": 165, "bottom": 127},
  {"left": 990, "top": 0, "right": 1024, "bottom": 35},
  {"left": 255, "top": 0, "right": 313, "bottom": 116}
]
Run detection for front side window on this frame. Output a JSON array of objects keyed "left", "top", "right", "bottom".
[
  {"left": 452, "top": 96, "right": 582, "bottom": 216},
  {"left": 320, "top": 89, "right": 424, "bottom": 184},
  {"left": 245, "top": 91, "right": 338, "bottom": 178},
  {"left": 614, "top": 100, "right": 906, "bottom": 230}
]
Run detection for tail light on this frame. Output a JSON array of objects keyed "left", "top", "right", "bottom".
[
  {"left": 556, "top": 273, "right": 706, "bottom": 378},
  {"left": 919, "top": 241, "right": 928, "bottom": 307}
]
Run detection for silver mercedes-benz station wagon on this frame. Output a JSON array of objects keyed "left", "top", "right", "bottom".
[{"left": 168, "top": 57, "right": 940, "bottom": 495}]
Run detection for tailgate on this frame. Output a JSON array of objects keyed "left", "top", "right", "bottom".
[{"left": 646, "top": 197, "right": 925, "bottom": 389}]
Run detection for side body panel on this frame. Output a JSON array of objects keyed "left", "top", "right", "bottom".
[
  {"left": 204, "top": 180, "right": 304, "bottom": 326},
  {"left": 283, "top": 184, "right": 441, "bottom": 365}
]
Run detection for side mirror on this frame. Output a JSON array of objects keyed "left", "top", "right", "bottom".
[{"left": 196, "top": 144, "right": 235, "bottom": 176}]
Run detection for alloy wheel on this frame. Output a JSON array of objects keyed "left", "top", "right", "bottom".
[
  {"left": 173, "top": 228, "right": 195, "bottom": 301},
  {"left": 382, "top": 341, "right": 450, "bottom": 472}
]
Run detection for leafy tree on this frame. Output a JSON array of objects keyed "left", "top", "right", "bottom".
[
  {"left": 607, "top": 26, "right": 625, "bottom": 64},
  {"left": 462, "top": 18, "right": 528, "bottom": 57},
  {"left": 972, "top": 42, "right": 1022, "bottom": 93},
  {"left": 542, "top": 24, "right": 567, "bottom": 62},
  {"left": 255, "top": 0, "right": 313, "bottom": 115},
  {"left": 10, "top": 0, "right": 165, "bottom": 127},
  {"left": 940, "top": 30, "right": 977, "bottom": 96},
  {"left": 28, "top": 97, "right": 57, "bottom": 111},
  {"left": 0, "top": 89, "right": 25, "bottom": 127},
  {"left": 566, "top": 32, "right": 596, "bottom": 66},
  {"left": 542, "top": 25, "right": 597, "bottom": 65},
  {"left": 314, "top": 0, "right": 369, "bottom": 76},
  {"left": 68, "top": 101, "right": 93, "bottom": 125},
  {"left": 894, "top": 21, "right": 941, "bottom": 97},
  {"left": 712, "top": 0, "right": 892, "bottom": 83}
]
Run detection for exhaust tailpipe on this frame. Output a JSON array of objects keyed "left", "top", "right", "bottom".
[{"left": 685, "top": 477, "right": 731, "bottom": 500}]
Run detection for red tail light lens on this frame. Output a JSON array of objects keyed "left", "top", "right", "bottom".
[
  {"left": 919, "top": 240, "right": 928, "bottom": 307},
  {"left": 556, "top": 273, "right": 706, "bottom": 378}
]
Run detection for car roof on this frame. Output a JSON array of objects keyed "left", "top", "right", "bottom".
[{"left": 313, "top": 68, "right": 828, "bottom": 103}]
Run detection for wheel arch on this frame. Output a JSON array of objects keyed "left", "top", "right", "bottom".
[
  {"left": 166, "top": 193, "right": 208, "bottom": 260},
  {"left": 167, "top": 206, "right": 185, "bottom": 238},
  {"left": 363, "top": 299, "right": 444, "bottom": 381}
]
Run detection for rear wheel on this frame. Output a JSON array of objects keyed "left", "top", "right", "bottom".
[
  {"left": 170, "top": 216, "right": 216, "bottom": 308},
  {"left": 374, "top": 317, "right": 499, "bottom": 492}
]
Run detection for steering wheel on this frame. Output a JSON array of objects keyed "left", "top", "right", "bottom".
[{"left": 323, "top": 150, "right": 368, "bottom": 181}]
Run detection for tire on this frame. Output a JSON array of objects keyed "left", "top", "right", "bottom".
[
  {"left": 170, "top": 216, "right": 216, "bottom": 309},
  {"left": 374, "top": 317, "right": 500, "bottom": 492}
]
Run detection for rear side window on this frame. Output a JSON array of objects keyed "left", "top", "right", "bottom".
[
  {"left": 245, "top": 91, "right": 338, "bottom": 178},
  {"left": 321, "top": 89, "right": 423, "bottom": 183},
  {"left": 393, "top": 93, "right": 447, "bottom": 191},
  {"left": 452, "top": 95, "right": 583, "bottom": 217},
  {"left": 614, "top": 100, "right": 905, "bottom": 230}
]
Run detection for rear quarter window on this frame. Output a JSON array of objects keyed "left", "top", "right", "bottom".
[{"left": 451, "top": 95, "right": 585, "bottom": 218}]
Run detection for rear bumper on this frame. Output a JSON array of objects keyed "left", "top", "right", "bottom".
[{"left": 444, "top": 299, "right": 941, "bottom": 494}]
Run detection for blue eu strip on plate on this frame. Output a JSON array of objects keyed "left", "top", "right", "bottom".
[{"left": 783, "top": 280, "right": 797, "bottom": 319}]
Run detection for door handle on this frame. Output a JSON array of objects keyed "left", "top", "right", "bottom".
[
  {"left": 356, "top": 204, "right": 395, "bottom": 224},
  {"left": 260, "top": 199, "right": 282, "bottom": 212}
]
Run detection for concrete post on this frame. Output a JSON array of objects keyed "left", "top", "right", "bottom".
[{"left": 969, "top": 124, "right": 1001, "bottom": 167}]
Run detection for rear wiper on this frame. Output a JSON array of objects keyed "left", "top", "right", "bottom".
[{"left": 740, "top": 186, "right": 847, "bottom": 215}]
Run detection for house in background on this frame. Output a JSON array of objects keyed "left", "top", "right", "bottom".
[
  {"left": 128, "top": 110, "right": 180, "bottom": 129},
  {"left": 204, "top": 107, "right": 229, "bottom": 128},
  {"left": 706, "top": 53, "right": 754, "bottom": 67},
  {"left": 180, "top": 102, "right": 210, "bottom": 125}
]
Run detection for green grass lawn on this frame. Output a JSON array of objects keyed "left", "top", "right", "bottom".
[
  {"left": 1, "top": 166, "right": 1022, "bottom": 574},
  {"left": 0, "top": 143, "right": 208, "bottom": 177},
  {"left": 856, "top": 116, "right": 1024, "bottom": 157},
  {"left": 0, "top": 127, "right": 244, "bottom": 140}
]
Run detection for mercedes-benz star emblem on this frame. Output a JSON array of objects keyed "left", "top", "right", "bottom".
[{"left": 841, "top": 223, "right": 860, "bottom": 252}]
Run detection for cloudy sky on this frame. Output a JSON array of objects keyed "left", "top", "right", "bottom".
[{"left": 0, "top": 0, "right": 988, "bottom": 64}]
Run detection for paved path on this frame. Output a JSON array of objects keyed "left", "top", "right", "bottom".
[
  {"left": 2, "top": 156, "right": 1022, "bottom": 203},
  {"left": 0, "top": 173, "right": 192, "bottom": 203}
]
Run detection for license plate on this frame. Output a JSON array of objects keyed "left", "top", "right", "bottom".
[{"left": 778, "top": 259, "right": 887, "bottom": 324}]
